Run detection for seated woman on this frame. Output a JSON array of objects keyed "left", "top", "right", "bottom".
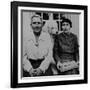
[
  {"left": 23, "top": 14, "right": 56, "bottom": 77},
  {"left": 53, "top": 18, "right": 79, "bottom": 75}
]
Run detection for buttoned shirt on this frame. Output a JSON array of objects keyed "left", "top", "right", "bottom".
[{"left": 23, "top": 31, "right": 54, "bottom": 72}]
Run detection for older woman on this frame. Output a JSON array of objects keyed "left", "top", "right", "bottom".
[
  {"left": 23, "top": 14, "right": 55, "bottom": 77},
  {"left": 53, "top": 18, "right": 79, "bottom": 75}
]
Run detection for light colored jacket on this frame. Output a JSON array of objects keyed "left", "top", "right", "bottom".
[{"left": 23, "top": 31, "right": 55, "bottom": 73}]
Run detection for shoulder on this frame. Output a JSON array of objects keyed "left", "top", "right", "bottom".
[
  {"left": 70, "top": 32, "right": 78, "bottom": 39},
  {"left": 40, "top": 32, "right": 52, "bottom": 47},
  {"left": 41, "top": 32, "right": 52, "bottom": 45},
  {"left": 27, "top": 31, "right": 34, "bottom": 40},
  {"left": 69, "top": 33, "right": 78, "bottom": 44},
  {"left": 25, "top": 31, "right": 34, "bottom": 44},
  {"left": 57, "top": 32, "right": 64, "bottom": 38},
  {"left": 41, "top": 31, "right": 51, "bottom": 39}
]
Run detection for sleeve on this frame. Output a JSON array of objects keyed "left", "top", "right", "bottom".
[
  {"left": 74, "top": 35, "right": 79, "bottom": 62},
  {"left": 23, "top": 54, "right": 33, "bottom": 72},
  {"left": 53, "top": 35, "right": 62, "bottom": 63},
  {"left": 23, "top": 41, "right": 33, "bottom": 72},
  {"left": 39, "top": 34, "right": 55, "bottom": 73}
]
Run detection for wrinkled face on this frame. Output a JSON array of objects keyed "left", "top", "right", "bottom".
[
  {"left": 31, "top": 16, "right": 42, "bottom": 33},
  {"left": 62, "top": 22, "right": 71, "bottom": 32}
]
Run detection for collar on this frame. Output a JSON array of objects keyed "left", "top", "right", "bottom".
[{"left": 28, "top": 31, "right": 46, "bottom": 42}]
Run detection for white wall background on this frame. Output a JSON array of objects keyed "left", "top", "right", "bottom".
[{"left": 0, "top": 0, "right": 89, "bottom": 90}]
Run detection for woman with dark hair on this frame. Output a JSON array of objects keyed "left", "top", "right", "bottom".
[{"left": 53, "top": 18, "right": 79, "bottom": 75}]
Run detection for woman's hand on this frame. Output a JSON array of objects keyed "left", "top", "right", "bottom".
[
  {"left": 57, "top": 61, "right": 63, "bottom": 70},
  {"left": 36, "top": 68, "right": 43, "bottom": 76},
  {"left": 29, "top": 68, "right": 35, "bottom": 76},
  {"left": 29, "top": 68, "right": 43, "bottom": 76}
]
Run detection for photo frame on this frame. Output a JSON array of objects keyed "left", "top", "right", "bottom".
[{"left": 11, "top": 1, "right": 88, "bottom": 88}]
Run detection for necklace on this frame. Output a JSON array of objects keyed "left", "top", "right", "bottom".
[
  {"left": 35, "top": 36, "right": 39, "bottom": 47},
  {"left": 35, "top": 42, "right": 39, "bottom": 47}
]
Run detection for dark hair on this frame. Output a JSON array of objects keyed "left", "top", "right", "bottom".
[{"left": 61, "top": 18, "right": 72, "bottom": 28}]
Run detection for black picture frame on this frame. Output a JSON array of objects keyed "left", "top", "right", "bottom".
[{"left": 11, "top": 1, "right": 88, "bottom": 88}]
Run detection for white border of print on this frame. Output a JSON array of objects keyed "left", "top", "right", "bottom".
[{"left": 18, "top": 6, "right": 84, "bottom": 84}]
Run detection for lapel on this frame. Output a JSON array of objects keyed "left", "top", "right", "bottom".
[{"left": 29, "top": 31, "right": 45, "bottom": 44}]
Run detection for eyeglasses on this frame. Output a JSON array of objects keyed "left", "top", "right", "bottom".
[{"left": 32, "top": 22, "right": 41, "bottom": 24}]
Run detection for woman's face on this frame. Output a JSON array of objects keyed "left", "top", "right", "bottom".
[
  {"left": 62, "top": 22, "right": 71, "bottom": 32},
  {"left": 31, "top": 17, "right": 42, "bottom": 33}
]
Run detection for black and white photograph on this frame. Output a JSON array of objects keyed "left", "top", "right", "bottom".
[
  {"left": 11, "top": 1, "right": 87, "bottom": 88},
  {"left": 22, "top": 11, "right": 80, "bottom": 77}
]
